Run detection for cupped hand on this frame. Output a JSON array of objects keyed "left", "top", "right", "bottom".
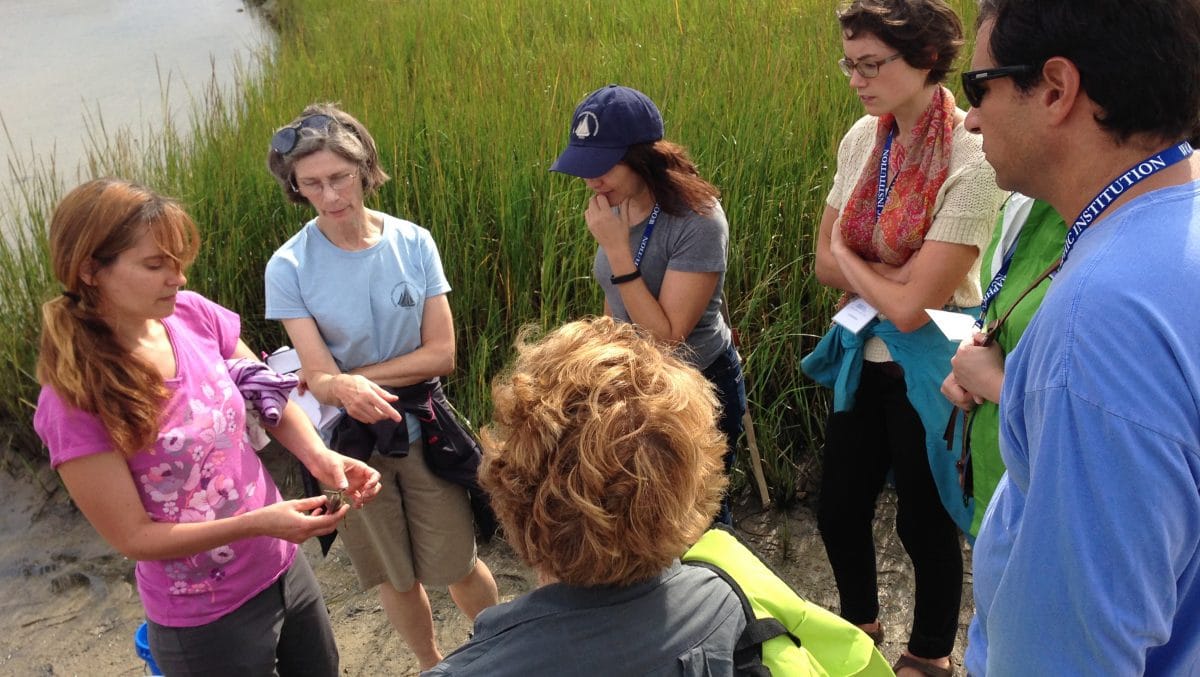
[
  {"left": 584, "top": 194, "right": 631, "bottom": 251},
  {"left": 950, "top": 333, "right": 1005, "bottom": 404},
  {"left": 253, "top": 496, "right": 348, "bottom": 544},
  {"left": 941, "top": 371, "right": 976, "bottom": 412},
  {"left": 341, "top": 457, "right": 383, "bottom": 507},
  {"left": 307, "top": 449, "right": 382, "bottom": 509},
  {"left": 334, "top": 373, "right": 402, "bottom": 424}
]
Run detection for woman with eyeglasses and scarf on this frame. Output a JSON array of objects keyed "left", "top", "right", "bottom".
[
  {"left": 33, "top": 178, "right": 382, "bottom": 675},
  {"left": 264, "top": 103, "right": 498, "bottom": 670},
  {"left": 800, "top": 1, "right": 1004, "bottom": 675}
]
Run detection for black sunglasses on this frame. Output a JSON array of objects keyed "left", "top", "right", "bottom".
[
  {"left": 270, "top": 114, "right": 336, "bottom": 155},
  {"left": 961, "top": 65, "right": 1036, "bottom": 108}
]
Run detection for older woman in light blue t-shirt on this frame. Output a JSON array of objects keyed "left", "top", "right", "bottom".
[{"left": 264, "top": 102, "right": 498, "bottom": 671}]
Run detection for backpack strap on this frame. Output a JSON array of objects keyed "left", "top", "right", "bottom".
[{"left": 686, "top": 559, "right": 801, "bottom": 677}]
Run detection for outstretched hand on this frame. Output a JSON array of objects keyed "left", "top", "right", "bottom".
[{"left": 335, "top": 373, "right": 403, "bottom": 424}]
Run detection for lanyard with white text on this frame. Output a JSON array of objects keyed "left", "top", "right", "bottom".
[
  {"left": 632, "top": 203, "right": 662, "bottom": 268},
  {"left": 1058, "top": 140, "right": 1194, "bottom": 273},
  {"left": 875, "top": 130, "right": 895, "bottom": 219},
  {"left": 974, "top": 246, "right": 1018, "bottom": 328}
]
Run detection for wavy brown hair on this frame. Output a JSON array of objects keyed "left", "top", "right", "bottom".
[
  {"left": 481, "top": 317, "right": 727, "bottom": 587},
  {"left": 266, "top": 102, "right": 390, "bottom": 205},
  {"left": 37, "top": 178, "right": 200, "bottom": 455},
  {"left": 838, "top": 0, "right": 964, "bottom": 85},
  {"left": 622, "top": 140, "right": 721, "bottom": 217}
]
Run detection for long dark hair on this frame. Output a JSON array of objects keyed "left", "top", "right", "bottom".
[{"left": 621, "top": 140, "right": 720, "bottom": 217}]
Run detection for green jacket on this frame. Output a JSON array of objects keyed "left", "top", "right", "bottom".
[{"left": 684, "top": 527, "right": 893, "bottom": 677}]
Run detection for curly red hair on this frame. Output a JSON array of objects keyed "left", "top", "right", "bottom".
[{"left": 481, "top": 317, "right": 727, "bottom": 587}]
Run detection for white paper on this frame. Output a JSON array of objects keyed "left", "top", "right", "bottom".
[
  {"left": 925, "top": 309, "right": 978, "bottom": 342},
  {"left": 832, "top": 297, "right": 878, "bottom": 334},
  {"left": 265, "top": 345, "right": 302, "bottom": 374},
  {"left": 291, "top": 389, "right": 343, "bottom": 431}
]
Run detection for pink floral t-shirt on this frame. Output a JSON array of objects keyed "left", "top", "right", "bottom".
[{"left": 34, "top": 291, "right": 295, "bottom": 627}]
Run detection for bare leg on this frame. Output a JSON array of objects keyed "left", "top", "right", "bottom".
[
  {"left": 378, "top": 581, "right": 442, "bottom": 670},
  {"left": 448, "top": 559, "right": 499, "bottom": 621}
]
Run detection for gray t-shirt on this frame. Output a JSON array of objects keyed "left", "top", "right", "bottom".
[
  {"left": 593, "top": 202, "right": 731, "bottom": 368},
  {"left": 423, "top": 561, "right": 745, "bottom": 676}
]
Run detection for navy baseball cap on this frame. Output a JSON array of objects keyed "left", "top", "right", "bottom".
[{"left": 550, "top": 85, "right": 664, "bottom": 179}]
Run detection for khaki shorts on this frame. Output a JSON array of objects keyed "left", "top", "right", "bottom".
[{"left": 336, "top": 439, "right": 477, "bottom": 591}]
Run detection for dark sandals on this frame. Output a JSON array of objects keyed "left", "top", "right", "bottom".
[{"left": 892, "top": 654, "right": 955, "bottom": 677}]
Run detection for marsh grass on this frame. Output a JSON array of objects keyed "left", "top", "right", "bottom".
[{"left": 0, "top": 0, "right": 979, "bottom": 501}]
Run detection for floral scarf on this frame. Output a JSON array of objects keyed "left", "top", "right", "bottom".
[{"left": 838, "top": 86, "right": 957, "bottom": 265}]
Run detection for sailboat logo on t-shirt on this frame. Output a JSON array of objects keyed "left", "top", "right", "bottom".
[{"left": 391, "top": 282, "right": 418, "bottom": 308}]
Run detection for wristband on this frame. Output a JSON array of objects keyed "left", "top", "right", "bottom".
[{"left": 610, "top": 269, "right": 641, "bottom": 285}]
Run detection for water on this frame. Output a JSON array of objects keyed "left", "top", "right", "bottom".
[{"left": 0, "top": 0, "right": 272, "bottom": 224}]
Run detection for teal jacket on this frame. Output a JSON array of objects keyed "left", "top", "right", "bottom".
[{"left": 802, "top": 314, "right": 975, "bottom": 536}]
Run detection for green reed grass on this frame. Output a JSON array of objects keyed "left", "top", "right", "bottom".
[{"left": 0, "top": 0, "right": 980, "bottom": 501}]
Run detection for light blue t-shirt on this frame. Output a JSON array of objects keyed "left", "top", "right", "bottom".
[
  {"left": 265, "top": 212, "right": 451, "bottom": 440},
  {"left": 967, "top": 180, "right": 1200, "bottom": 676}
]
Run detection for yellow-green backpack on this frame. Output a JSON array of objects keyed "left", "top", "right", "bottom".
[{"left": 683, "top": 526, "right": 894, "bottom": 677}]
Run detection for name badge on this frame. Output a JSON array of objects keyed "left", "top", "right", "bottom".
[{"left": 833, "top": 297, "right": 878, "bottom": 334}]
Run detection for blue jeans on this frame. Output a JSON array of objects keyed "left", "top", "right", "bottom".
[{"left": 701, "top": 343, "right": 747, "bottom": 524}]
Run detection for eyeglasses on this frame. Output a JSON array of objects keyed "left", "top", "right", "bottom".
[
  {"left": 838, "top": 53, "right": 903, "bottom": 79},
  {"left": 291, "top": 171, "right": 359, "bottom": 196},
  {"left": 270, "top": 114, "right": 336, "bottom": 155},
  {"left": 961, "top": 65, "right": 1036, "bottom": 108}
]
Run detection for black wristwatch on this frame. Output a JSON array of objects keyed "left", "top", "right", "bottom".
[{"left": 610, "top": 269, "right": 641, "bottom": 285}]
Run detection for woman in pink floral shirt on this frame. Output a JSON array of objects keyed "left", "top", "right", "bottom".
[{"left": 33, "top": 178, "right": 380, "bottom": 675}]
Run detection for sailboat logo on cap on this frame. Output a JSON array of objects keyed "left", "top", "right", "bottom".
[{"left": 572, "top": 112, "right": 599, "bottom": 140}]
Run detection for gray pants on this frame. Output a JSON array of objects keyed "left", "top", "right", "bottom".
[{"left": 147, "top": 554, "right": 338, "bottom": 676}]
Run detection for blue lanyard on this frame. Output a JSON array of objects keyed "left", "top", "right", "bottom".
[
  {"left": 1058, "top": 140, "right": 1193, "bottom": 272},
  {"left": 975, "top": 142, "right": 1192, "bottom": 328},
  {"left": 632, "top": 203, "right": 662, "bottom": 268},
  {"left": 875, "top": 130, "right": 895, "bottom": 219},
  {"left": 975, "top": 245, "right": 1018, "bottom": 328}
]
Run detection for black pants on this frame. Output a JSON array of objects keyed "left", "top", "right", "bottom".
[
  {"left": 816, "top": 361, "right": 962, "bottom": 659},
  {"left": 148, "top": 555, "right": 338, "bottom": 676},
  {"left": 702, "top": 343, "right": 746, "bottom": 525}
]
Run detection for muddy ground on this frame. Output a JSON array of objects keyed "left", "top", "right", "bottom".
[{"left": 0, "top": 453, "right": 974, "bottom": 676}]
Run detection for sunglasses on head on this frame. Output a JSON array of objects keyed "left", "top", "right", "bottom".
[
  {"left": 961, "top": 65, "right": 1037, "bottom": 108},
  {"left": 270, "top": 114, "right": 336, "bottom": 155}
]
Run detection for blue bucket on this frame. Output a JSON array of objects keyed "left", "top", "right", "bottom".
[{"left": 134, "top": 621, "right": 161, "bottom": 675}]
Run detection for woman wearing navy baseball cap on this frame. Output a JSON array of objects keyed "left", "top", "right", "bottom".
[{"left": 551, "top": 84, "right": 745, "bottom": 524}]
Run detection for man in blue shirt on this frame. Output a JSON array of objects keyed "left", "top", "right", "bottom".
[{"left": 960, "top": 0, "right": 1200, "bottom": 674}]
